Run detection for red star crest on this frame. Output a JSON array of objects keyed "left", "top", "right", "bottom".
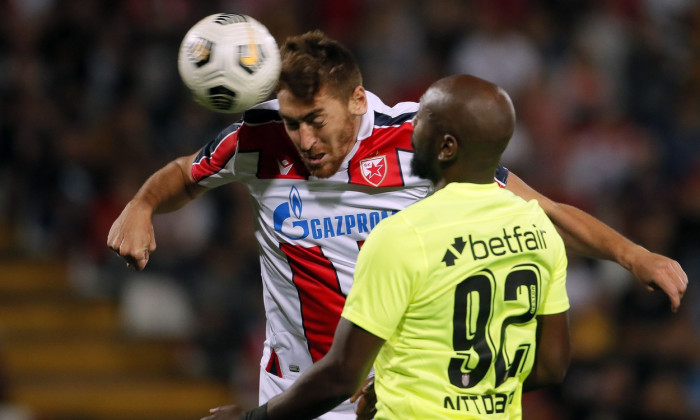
[{"left": 359, "top": 156, "right": 387, "bottom": 186}]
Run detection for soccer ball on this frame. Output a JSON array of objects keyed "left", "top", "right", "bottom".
[{"left": 177, "top": 13, "right": 281, "bottom": 113}]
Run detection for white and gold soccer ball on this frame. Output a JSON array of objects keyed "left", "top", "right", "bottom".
[{"left": 177, "top": 13, "right": 281, "bottom": 113}]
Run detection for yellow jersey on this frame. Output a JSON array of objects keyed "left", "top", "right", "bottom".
[{"left": 342, "top": 182, "right": 569, "bottom": 419}]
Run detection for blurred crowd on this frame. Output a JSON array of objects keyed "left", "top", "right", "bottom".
[{"left": 0, "top": 0, "right": 699, "bottom": 418}]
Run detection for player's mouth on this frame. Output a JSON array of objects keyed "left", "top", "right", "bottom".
[{"left": 305, "top": 153, "right": 326, "bottom": 166}]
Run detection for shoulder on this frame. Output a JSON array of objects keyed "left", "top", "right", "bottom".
[
  {"left": 367, "top": 91, "right": 418, "bottom": 128},
  {"left": 206, "top": 99, "right": 282, "bottom": 143},
  {"left": 348, "top": 93, "right": 425, "bottom": 188},
  {"left": 234, "top": 99, "right": 292, "bottom": 152},
  {"left": 240, "top": 99, "right": 282, "bottom": 125},
  {"left": 365, "top": 211, "right": 414, "bottom": 246},
  {"left": 519, "top": 196, "right": 567, "bottom": 253},
  {"left": 358, "top": 212, "right": 425, "bottom": 278},
  {"left": 389, "top": 190, "right": 446, "bottom": 229}
]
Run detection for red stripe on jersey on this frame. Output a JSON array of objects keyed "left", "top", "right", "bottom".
[
  {"left": 280, "top": 243, "right": 345, "bottom": 362},
  {"left": 193, "top": 122, "right": 309, "bottom": 182},
  {"left": 191, "top": 131, "right": 239, "bottom": 182},
  {"left": 349, "top": 122, "right": 414, "bottom": 187},
  {"left": 265, "top": 349, "right": 282, "bottom": 378},
  {"left": 236, "top": 124, "right": 309, "bottom": 180}
]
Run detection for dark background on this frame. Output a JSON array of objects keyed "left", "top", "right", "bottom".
[{"left": 0, "top": 0, "right": 698, "bottom": 419}]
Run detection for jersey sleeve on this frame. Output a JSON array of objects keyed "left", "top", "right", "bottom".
[
  {"left": 342, "top": 216, "right": 424, "bottom": 341},
  {"left": 191, "top": 122, "right": 241, "bottom": 187},
  {"left": 495, "top": 164, "right": 509, "bottom": 186},
  {"left": 538, "top": 216, "right": 570, "bottom": 315}
]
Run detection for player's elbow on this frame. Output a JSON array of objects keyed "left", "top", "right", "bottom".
[
  {"left": 541, "top": 354, "right": 570, "bottom": 385},
  {"left": 524, "top": 353, "right": 570, "bottom": 391},
  {"left": 542, "top": 317, "right": 571, "bottom": 385}
]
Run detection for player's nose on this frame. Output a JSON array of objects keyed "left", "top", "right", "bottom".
[{"left": 298, "top": 123, "right": 317, "bottom": 152}]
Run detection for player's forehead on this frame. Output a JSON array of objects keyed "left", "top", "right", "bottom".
[
  {"left": 277, "top": 86, "right": 345, "bottom": 120},
  {"left": 278, "top": 103, "right": 322, "bottom": 123}
]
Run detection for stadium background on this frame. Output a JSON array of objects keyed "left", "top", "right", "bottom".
[{"left": 0, "top": 0, "right": 698, "bottom": 419}]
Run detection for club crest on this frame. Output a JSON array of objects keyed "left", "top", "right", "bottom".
[{"left": 359, "top": 156, "right": 387, "bottom": 186}]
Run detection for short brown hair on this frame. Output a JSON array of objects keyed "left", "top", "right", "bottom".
[{"left": 277, "top": 30, "right": 362, "bottom": 103}]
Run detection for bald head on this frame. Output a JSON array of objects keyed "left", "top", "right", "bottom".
[{"left": 411, "top": 74, "right": 516, "bottom": 185}]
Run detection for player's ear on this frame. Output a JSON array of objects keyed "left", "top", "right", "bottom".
[
  {"left": 349, "top": 86, "right": 367, "bottom": 116},
  {"left": 438, "top": 134, "right": 458, "bottom": 162}
]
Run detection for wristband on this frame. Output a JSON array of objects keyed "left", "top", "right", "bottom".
[{"left": 241, "top": 403, "right": 269, "bottom": 420}]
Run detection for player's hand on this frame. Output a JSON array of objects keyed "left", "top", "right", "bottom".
[
  {"left": 350, "top": 376, "right": 377, "bottom": 420},
  {"left": 628, "top": 247, "right": 688, "bottom": 312},
  {"left": 201, "top": 405, "right": 244, "bottom": 420},
  {"left": 106, "top": 200, "right": 156, "bottom": 271}
]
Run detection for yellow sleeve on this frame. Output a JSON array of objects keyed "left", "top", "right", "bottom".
[{"left": 538, "top": 219, "right": 570, "bottom": 315}]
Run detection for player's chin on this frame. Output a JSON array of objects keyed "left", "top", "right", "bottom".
[
  {"left": 307, "top": 162, "right": 337, "bottom": 178},
  {"left": 310, "top": 168, "right": 333, "bottom": 178}
]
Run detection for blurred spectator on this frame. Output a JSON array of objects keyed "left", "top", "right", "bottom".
[
  {"left": 0, "top": 0, "right": 698, "bottom": 418},
  {"left": 448, "top": 0, "right": 543, "bottom": 102}
]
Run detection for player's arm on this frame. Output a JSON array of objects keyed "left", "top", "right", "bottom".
[
  {"left": 523, "top": 311, "right": 570, "bottom": 391},
  {"left": 107, "top": 152, "right": 207, "bottom": 270},
  {"left": 203, "top": 318, "right": 385, "bottom": 420},
  {"left": 267, "top": 318, "right": 383, "bottom": 419},
  {"left": 505, "top": 172, "right": 688, "bottom": 312}
]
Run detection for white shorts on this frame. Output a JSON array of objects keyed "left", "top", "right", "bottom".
[{"left": 259, "top": 367, "right": 357, "bottom": 420}]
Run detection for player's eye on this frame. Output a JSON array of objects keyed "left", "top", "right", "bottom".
[
  {"left": 284, "top": 120, "right": 300, "bottom": 130},
  {"left": 311, "top": 118, "right": 326, "bottom": 129},
  {"left": 300, "top": 114, "right": 325, "bottom": 129}
]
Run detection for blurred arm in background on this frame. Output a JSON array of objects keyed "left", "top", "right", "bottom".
[{"left": 506, "top": 172, "right": 688, "bottom": 312}]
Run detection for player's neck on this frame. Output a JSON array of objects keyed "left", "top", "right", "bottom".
[
  {"left": 346, "top": 114, "right": 364, "bottom": 154},
  {"left": 443, "top": 166, "right": 498, "bottom": 186}
]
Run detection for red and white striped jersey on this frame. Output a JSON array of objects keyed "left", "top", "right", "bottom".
[{"left": 191, "top": 92, "right": 507, "bottom": 384}]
